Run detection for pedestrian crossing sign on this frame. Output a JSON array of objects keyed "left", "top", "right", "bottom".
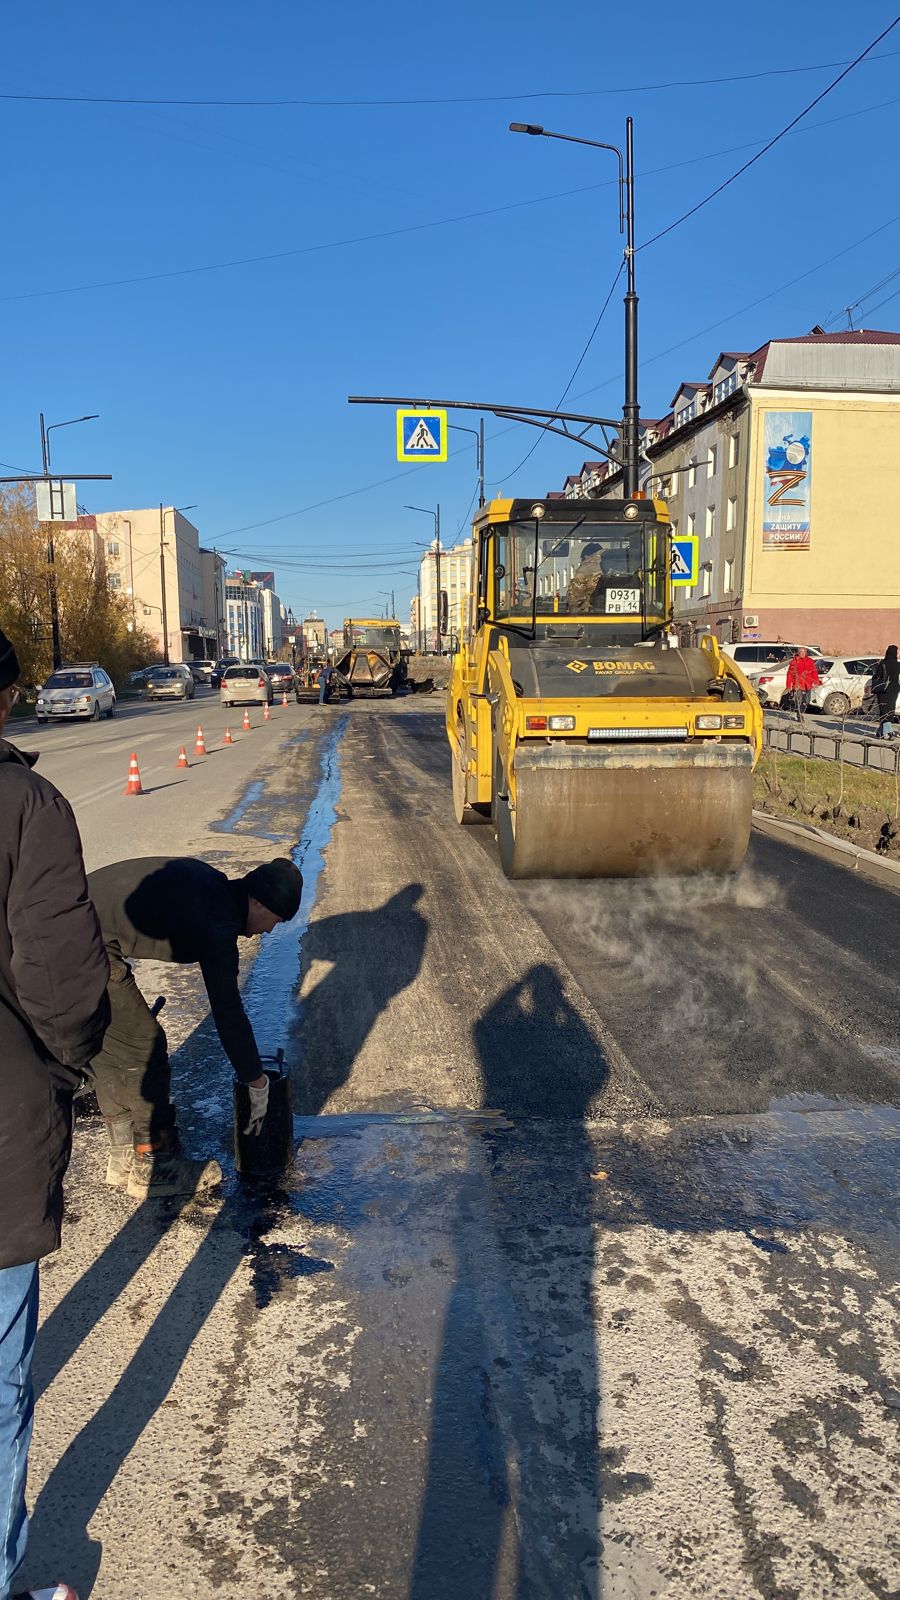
[
  {"left": 397, "top": 408, "right": 447, "bottom": 462},
  {"left": 670, "top": 536, "right": 698, "bottom": 587}
]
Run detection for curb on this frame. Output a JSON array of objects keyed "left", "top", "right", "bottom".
[{"left": 752, "top": 808, "right": 900, "bottom": 892}]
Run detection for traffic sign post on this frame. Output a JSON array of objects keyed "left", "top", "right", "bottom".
[
  {"left": 670, "top": 536, "right": 698, "bottom": 588},
  {"left": 396, "top": 408, "right": 447, "bottom": 462}
]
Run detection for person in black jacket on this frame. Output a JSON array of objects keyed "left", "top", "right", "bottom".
[
  {"left": 86, "top": 854, "right": 302, "bottom": 1199},
  {"left": 0, "top": 628, "right": 110, "bottom": 1600},
  {"left": 873, "top": 644, "right": 900, "bottom": 739}
]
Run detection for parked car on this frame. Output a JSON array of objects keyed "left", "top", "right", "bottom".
[
  {"left": 808, "top": 656, "right": 881, "bottom": 717},
  {"left": 210, "top": 656, "right": 240, "bottom": 688},
  {"left": 35, "top": 663, "right": 116, "bottom": 722},
  {"left": 187, "top": 658, "right": 215, "bottom": 686},
  {"left": 746, "top": 647, "right": 825, "bottom": 707},
  {"left": 219, "top": 664, "right": 273, "bottom": 707},
  {"left": 266, "top": 661, "right": 296, "bottom": 693},
  {"left": 144, "top": 664, "right": 195, "bottom": 701},
  {"left": 720, "top": 641, "right": 816, "bottom": 676}
]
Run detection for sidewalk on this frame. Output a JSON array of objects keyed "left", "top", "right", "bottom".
[{"left": 763, "top": 709, "right": 900, "bottom": 773}]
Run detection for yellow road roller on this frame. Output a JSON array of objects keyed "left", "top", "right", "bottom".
[
  {"left": 446, "top": 495, "right": 762, "bottom": 878},
  {"left": 335, "top": 618, "right": 407, "bottom": 697}
]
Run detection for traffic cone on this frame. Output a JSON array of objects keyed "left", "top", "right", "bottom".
[
  {"left": 281, "top": 689, "right": 288, "bottom": 707},
  {"left": 264, "top": 702, "right": 271, "bottom": 722},
  {"left": 194, "top": 726, "right": 206, "bottom": 756},
  {"left": 123, "top": 753, "right": 143, "bottom": 796},
  {"left": 242, "top": 707, "right": 251, "bottom": 731},
  {"left": 223, "top": 726, "right": 234, "bottom": 745},
  {"left": 176, "top": 745, "right": 189, "bottom": 769}
]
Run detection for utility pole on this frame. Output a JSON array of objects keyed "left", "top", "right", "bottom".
[
  {"left": 621, "top": 117, "right": 640, "bottom": 500},
  {"left": 39, "top": 414, "right": 62, "bottom": 670},
  {"left": 159, "top": 503, "right": 170, "bottom": 665},
  {"left": 435, "top": 504, "right": 443, "bottom": 657}
]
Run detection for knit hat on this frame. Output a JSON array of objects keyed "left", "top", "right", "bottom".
[
  {"left": 242, "top": 858, "right": 303, "bottom": 921},
  {"left": 0, "top": 629, "right": 20, "bottom": 692}
]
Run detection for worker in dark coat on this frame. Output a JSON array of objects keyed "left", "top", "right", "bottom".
[
  {"left": 0, "top": 628, "right": 110, "bottom": 1600},
  {"left": 873, "top": 644, "right": 900, "bottom": 738},
  {"left": 87, "top": 855, "right": 302, "bottom": 1199}
]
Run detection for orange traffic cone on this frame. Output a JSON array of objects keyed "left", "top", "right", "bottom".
[
  {"left": 194, "top": 726, "right": 206, "bottom": 756},
  {"left": 123, "top": 752, "right": 143, "bottom": 796},
  {"left": 281, "top": 689, "right": 288, "bottom": 707},
  {"left": 263, "top": 702, "right": 271, "bottom": 722},
  {"left": 176, "top": 745, "right": 189, "bottom": 769},
  {"left": 223, "top": 726, "right": 234, "bottom": 745},
  {"left": 242, "top": 707, "right": 251, "bottom": 731}
]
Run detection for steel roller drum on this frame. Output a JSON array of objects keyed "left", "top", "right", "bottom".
[{"left": 496, "top": 742, "right": 754, "bottom": 879}]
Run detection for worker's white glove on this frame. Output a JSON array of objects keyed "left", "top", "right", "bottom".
[{"left": 243, "top": 1077, "right": 269, "bottom": 1136}]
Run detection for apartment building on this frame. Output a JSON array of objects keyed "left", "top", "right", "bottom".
[
  {"left": 416, "top": 540, "right": 474, "bottom": 650},
  {"left": 98, "top": 508, "right": 218, "bottom": 661}
]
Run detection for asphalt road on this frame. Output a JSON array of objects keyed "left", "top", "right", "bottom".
[{"left": 15, "top": 696, "right": 899, "bottom": 1600}]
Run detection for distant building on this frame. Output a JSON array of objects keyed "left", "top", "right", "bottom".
[
  {"left": 416, "top": 540, "right": 474, "bottom": 651},
  {"left": 302, "top": 614, "right": 327, "bottom": 656},
  {"left": 97, "top": 507, "right": 216, "bottom": 661},
  {"left": 225, "top": 573, "right": 265, "bottom": 659}
]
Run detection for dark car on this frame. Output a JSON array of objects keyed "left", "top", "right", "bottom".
[
  {"left": 266, "top": 662, "right": 296, "bottom": 693},
  {"left": 210, "top": 656, "right": 240, "bottom": 688}
]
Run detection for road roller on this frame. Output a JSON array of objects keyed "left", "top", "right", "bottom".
[
  {"left": 335, "top": 618, "right": 407, "bottom": 697},
  {"left": 446, "top": 495, "right": 762, "bottom": 878}
]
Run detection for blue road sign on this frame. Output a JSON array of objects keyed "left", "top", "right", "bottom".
[
  {"left": 670, "top": 536, "right": 698, "bottom": 587},
  {"left": 397, "top": 408, "right": 447, "bottom": 462}
]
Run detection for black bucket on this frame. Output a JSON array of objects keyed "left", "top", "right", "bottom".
[{"left": 233, "top": 1050, "right": 294, "bottom": 1183}]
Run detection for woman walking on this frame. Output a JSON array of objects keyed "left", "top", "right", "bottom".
[{"left": 873, "top": 644, "right": 900, "bottom": 739}]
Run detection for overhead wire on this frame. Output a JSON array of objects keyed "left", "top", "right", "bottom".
[
  {"left": 824, "top": 263, "right": 900, "bottom": 325},
  {"left": 639, "top": 15, "right": 900, "bottom": 251},
  {"left": 1, "top": 49, "right": 898, "bottom": 107}
]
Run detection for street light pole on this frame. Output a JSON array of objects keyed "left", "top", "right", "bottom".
[
  {"left": 405, "top": 504, "right": 443, "bottom": 654},
  {"left": 38, "top": 411, "right": 99, "bottom": 670},
  {"left": 509, "top": 118, "right": 639, "bottom": 497},
  {"left": 449, "top": 420, "right": 486, "bottom": 507}
]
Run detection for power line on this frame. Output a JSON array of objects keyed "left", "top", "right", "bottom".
[
  {"left": 489, "top": 261, "right": 624, "bottom": 485},
  {"left": 640, "top": 15, "right": 900, "bottom": 251},
  {"left": 2, "top": 50, "right": 898, "bottom": 108},
  {"left": 825, "top": 263, "right": 900, "bottom": 325}
]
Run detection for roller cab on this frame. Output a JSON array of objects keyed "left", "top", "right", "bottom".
[
  {"left": 447, "top": 497, "right": 762, "bottom": 878},
  {"left": 336, "top": 618, "right": 407, "bottom": 697}
]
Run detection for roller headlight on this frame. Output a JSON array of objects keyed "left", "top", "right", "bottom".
[{"left": 696, "top": 714, "right": 722, "bottom": 730}]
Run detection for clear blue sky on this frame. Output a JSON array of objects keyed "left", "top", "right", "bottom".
[{"left": 2, "top": 2, "right": 899, "bottom": 632}]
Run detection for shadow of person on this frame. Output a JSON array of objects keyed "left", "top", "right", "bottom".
[
  {"left": 291, "top": 883, "right": 428, "bottom": 1114},
  {"left": 411, "top": 963, "right": 607, "bottom": 1599}
]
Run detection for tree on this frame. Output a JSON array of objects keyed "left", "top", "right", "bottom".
[{"left": 0, "top": 485, "right": 156, "bottom": 687}]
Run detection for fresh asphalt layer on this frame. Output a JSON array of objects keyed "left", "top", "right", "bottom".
[{"left": 17, "top": 696, "right": 899, "bottom": 1600}]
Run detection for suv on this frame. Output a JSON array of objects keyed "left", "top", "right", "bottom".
[
  {"left": 810, "top": 656, "right": 881, "bottom": 717},
  {"left": 144, "top": 664, "right": 195, "bottom": 701},
  {"left": 720, "top": 642, "right": 811, "bottom": 674},
  {"left": 187, "top": 659, "right": 215, "bottom": 686},
  {"left": 35, "top": 664, "right": 116, "bottom": 722}
]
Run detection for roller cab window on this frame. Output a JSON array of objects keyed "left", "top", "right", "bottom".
[{"left": 493, "top": 519, "right": 666, "bottom": 628}]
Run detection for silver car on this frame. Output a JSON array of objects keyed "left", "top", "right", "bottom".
[
  {"left": 145, "top": 664, "right": 195, "bottom": 701},
  {"left": 35, "top": 664, "right": 116, "bottom": 722},
  {"left": 220, "top": 664, "right": 273, "bottom": 707}
]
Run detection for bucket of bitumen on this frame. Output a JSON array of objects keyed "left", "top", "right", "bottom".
[{"left": 233, "top": 1049, "right": 293, "bottom": 1182}]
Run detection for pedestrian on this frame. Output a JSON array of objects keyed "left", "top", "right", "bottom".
[
  {"left": 785, "top": 647, "right": 820, "bottom": 722},
  {"left": 0, "top": 628, "right": 111, "bottom": 1600},
  {"left": 872, "top": 644, "right": 900, "bottom": 739},
  {"left": 317, "top": 662, "right": 335, "bottom": 705},
  {"left": 86, "top": 855, "right": 303, "bottom": 1199}
]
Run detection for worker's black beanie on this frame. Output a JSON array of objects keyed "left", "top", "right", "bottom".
[
  {"left": 243, "top": 858, "right": 303, "bottom": 921},
  {"left": 0, "top": 629, "right": 20, "bottom": 692}
]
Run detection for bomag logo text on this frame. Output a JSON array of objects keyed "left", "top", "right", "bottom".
[{"left": 565, "top": 659, "right": 657, "bottom": 674}]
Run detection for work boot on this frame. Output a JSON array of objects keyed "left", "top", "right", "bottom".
[
  {"left": 127, "top": 1129, "right": 222, "bottom": 1200},
  {"left": 14, "top": 1586, "right": 80, "bottom": 1599},
  {"left": 104, "top": 1116, "right": 135, "bottom": 1189}
]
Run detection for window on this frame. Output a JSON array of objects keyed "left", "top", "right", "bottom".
[
  {"left": 108, "top": 572, "right": 121, "bottom": 591},
  {"left": 687, "top": 512, "right": 696, "bottom": 537},
  {"left": 707, "top": 445, "right": 717, "bottom": 477},
  {"left": 724, "top": 557, "right": 734, "bottom": 592},
  {"left": 688, "top": 459, "right": 697, "bottom": 489},
  {"left": 728, "top": 433, "right": 739, "bottom": 470},
  {"left": 701, "top": 566, "right": 711, "bottom": 598},
  {"left": 106, "top": 540, "right": 120, "bottom": 558},
  {"left": 705, "top": 505, "right": 714, "bottom": 539},
  {"left": 713, "top": 371, "right": 739, "bottom": 405},
  {"left": 726, "top": 496, "right": 737, "bottom": 532}
]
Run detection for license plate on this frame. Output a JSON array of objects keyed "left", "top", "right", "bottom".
[{"left": 605, "top": 588, "right": 641, "bottom": 614}]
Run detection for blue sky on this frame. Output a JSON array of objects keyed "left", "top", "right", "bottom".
[{"left": 2, "top": 2, "right": 899, "bottom": 631}]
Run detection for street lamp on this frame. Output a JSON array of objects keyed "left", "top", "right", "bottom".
[
  {"left": 405, "top": 505, "right": 443, "bottom": 655},
  {"left": 448, "top": 420, "right": 485, "bottom": 506},
  {"left": 159, "top": 502, "right": 197, "bottom": 666},
  {"left": 38, "top": 411, "right": 100, "bottom": 668},
  {"left": 509, "top": 118, "right": 639, "bottom": 497}
]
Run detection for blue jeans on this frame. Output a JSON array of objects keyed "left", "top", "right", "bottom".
[{"left": 0, "top": 1262, "right": 38, "bottom": 1600}]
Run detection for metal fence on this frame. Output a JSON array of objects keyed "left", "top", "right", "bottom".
[{"left": 762, "top": 714, "right": 900, "bottom": 774}]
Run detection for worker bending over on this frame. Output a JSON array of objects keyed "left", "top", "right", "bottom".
[{"left": 87, "top": 855, "right": 303, "bottom": 1199}]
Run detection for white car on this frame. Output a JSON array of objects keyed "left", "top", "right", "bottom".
[
  {"left": 35, "top": 663, "right": 116, "bottom": 722},
  {"left": 809, "top": 656, "right": 881, "bottom": 717}
]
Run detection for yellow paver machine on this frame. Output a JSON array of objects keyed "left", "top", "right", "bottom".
[
  {"left": 446, "top": 495, "right": 762, "bottom": 878},
  {"left": 335, "top": 619, "right": 407, "bottom": 697}
]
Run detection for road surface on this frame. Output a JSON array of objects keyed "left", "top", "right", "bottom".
[{"left": 14, "top": 696, "right": 899, "bottom": 1600}]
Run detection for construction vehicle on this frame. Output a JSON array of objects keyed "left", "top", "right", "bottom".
[
  {"left": 446, "top": 495, "right": 762, "bottom": 878},
  {"left": 335, "top": 618, "right": 407, "bottom": 697}
]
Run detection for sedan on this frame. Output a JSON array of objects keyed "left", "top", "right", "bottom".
[
  {"left": 144, "top": 665, "right": 195, "bottom": 701},
  {"left": 35, "top": 664, "right": 116, "bottom": 722},
  {"left": 809, "top": 656, "right": 881, "bottom": 717},
  {"left": 266, "top": 662, "right": 296, "bottom": 693},
  {"left": 220, "top": 665, "right": 273, "bottom": 707}
]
